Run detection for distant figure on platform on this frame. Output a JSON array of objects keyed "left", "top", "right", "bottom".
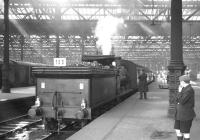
[
  {"left": 138, "top": 70, "right": 148, "bottom": 99},
  {"left": 119, "top": 66, "right": 128, "bottom": 90},
  {"left": 167, "top": 74, "right": 169, "bottom": 84},
  {"left": 174, "top": 75, "right": 196, "bottom": 140}
]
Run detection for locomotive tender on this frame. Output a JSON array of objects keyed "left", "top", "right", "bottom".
[{"left": 28, "top": 55, "right": 153, "bottom": 130}]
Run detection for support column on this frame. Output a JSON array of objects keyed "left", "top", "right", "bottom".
[
  {"left": 2, "top": 0, "right": 10, "bottom": 93},
  {"left": 167, "top": 0, "right": 186, "bottom": 117},
  {"left": 20, "top": 35, "right": 24, "bottom": 61},
  {"left": 81, "top": 37, "right": 85, "bottom": 57},
  {"left": 79, "top": 35, "right": 85, "bottom": 63},
  {"left": 55, "top": 4, "right": 60, "bottom": 58},
  {"left": 56, "top": 34, "right": 60, "bottom": 57}
]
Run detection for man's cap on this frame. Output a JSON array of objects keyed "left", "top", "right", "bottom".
[{"left": 179, "top": 75, "right": 190, "bottom": 82}]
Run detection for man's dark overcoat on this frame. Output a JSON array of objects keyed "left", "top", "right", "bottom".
[
  {"left": 138, "top": 73, "right": 148, "bottom": 92},
  {"left": 175, "top": 84, "right": 196, "bottom": 121}
]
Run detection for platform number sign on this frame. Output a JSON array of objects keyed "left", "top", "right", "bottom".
[{"left": 53, "top": 58, "right": 67, "bottom": 66}]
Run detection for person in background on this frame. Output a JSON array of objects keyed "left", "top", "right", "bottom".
[
  {"left": 119, "top": 66, "right": 128, "bottom": 90},
  {"left": 138, "top": 70, "right": 148, "bottom": 99},
  {"left": 167, "top": 73, "right": 169, "bottom": 84},
  {"left": 174, "top": 75, "right": 196, "bottom": 140}
]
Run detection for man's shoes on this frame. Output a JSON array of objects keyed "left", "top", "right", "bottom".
[{"left": 177, "top": 136, "right": 183, "bottom": 140}]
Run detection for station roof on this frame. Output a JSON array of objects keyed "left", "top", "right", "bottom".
[
  {"left": 0, "top": 0, "right": 200, "bottom": 69},
  {"left": 1, "top": 0, "right": 200, "bottom": 35}
]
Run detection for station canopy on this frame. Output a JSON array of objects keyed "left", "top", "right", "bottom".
[{"left": 0, "top": 0, "right": 200, "bottom": 71}]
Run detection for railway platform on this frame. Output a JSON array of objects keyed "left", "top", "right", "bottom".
[
  {"left": 0, "top": 86, "right": 35, "bottom": 123},
  {"left": 67, "top": 81, "right": 200, "bottom": 140},
  {"left": 0, "top": 86, "right": 35, "bottom": 99}
]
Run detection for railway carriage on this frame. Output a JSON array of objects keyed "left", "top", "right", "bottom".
[{"left": 0, "top": 59, "right": 44, "bottom": 88}]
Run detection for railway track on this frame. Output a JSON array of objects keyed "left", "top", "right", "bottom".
[
  {"left": 36, "top": 122, "right": 79, "bottom": 140},
  {"left": 0, "top": 115, "right": 42, "bottom": 140},
  {"left": 0, "top": 104, "right": 114, "bottom": 140},
  {"left": 0, "top": 91, "right": 134, "bottom": 140},
  {"left": 0, "top": 115, "right": 80, "bottom": 140}
]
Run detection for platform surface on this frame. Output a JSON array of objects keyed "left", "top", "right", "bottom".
[
  {"left": 67, "top": 81, "right": 200, "bottom": 140},
  {"left": 0, "top": 86, "right": 35, "bottom": 101}
]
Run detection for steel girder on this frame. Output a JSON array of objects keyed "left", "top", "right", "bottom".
[
  {"left": 1, "top": 0, "right": 200, "bottom": 67},
  {"left": 1, "top": 20, "right": 200, "bottom": 36},
  {"left": 0, "top": 0, "right": 200, "bottom": 21}
]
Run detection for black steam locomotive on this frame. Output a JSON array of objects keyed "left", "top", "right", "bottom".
[{"left": 28, "top": 55, "right": 153, "bottom": 131}]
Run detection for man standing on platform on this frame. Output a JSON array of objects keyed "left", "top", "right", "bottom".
[
  {"left": 174, "top": 75, "right": 196, "bottom": 140},
  {"left": 138, "top": 70, "right": 148, "bottom": 99}
]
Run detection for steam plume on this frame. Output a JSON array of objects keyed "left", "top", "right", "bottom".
[{"left": 95, "top": 16, "right": 124, "bottom": 55}]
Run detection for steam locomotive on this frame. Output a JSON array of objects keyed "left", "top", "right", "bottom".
[{"left": 28, "top": 55, "right": 153, "bottom": 131}]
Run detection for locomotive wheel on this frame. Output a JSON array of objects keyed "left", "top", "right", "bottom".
[{"left": 44, "top": 118, "right": 58, "bottom": 131}]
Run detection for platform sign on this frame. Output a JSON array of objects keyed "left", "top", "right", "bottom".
[
  {"left": 53, "top": 58, "right": 67, "bottom": 66},
  {"left": 80, "top": 83, "right": 84, "bottom": 90},
  {"left": 41, "top": 82, "right": 45, "bottom": 89}
]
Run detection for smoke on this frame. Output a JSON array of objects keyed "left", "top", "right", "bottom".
[
  {"left": 10, "top": 19, "right": 28, "bottom": 37},
  {"left": 95, "top": 16, "right": 124, "bottom": 55},
  {"left": 138, "top": 22, "right": 155, "bottom": 35}
]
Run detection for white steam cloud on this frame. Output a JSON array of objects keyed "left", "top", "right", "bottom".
[{"left": 95, "top": 16, "right": 124, "bottom": 55}]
